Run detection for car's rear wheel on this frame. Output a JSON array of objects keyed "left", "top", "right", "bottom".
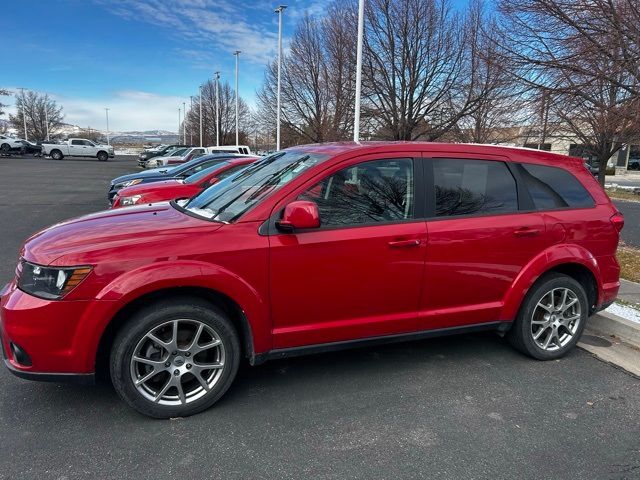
[
  {"left": 50, "top": 150, "right": 63, "bottom": 160},
  {"left": 507, "top": 273, "right": 588, "bottom": 360},
  {"left": 97, "top": 151, "right": 108, "bottom": 162},
  {"left": 0, "top": 143, "right": 10, "bottom": 155},
  {"left": 110, "top": 298, "right": 240, "bottom": 418}
]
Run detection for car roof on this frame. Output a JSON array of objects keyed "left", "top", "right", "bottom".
[{"left": 286, "top": 141, "right": 584, "bottom": 167}]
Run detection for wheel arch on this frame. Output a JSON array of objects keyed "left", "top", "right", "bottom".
[
  {"left": 95, "top": 286, "right": 257, "bottom": 380},
  {"left": 502, "top": 244, "right": 603, "bottom": 321}
]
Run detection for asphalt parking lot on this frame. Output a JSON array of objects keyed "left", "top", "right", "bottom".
[{"left": 0, "top": 155, "right": 639, "bottom": 479}]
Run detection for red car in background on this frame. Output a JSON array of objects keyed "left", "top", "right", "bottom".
[{"left": 112, "top": 157, "right": 258, "bottom": 207}]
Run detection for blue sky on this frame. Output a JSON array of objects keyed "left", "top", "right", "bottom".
[{"left": 2, "top": 0, "right": 467, "bottom": 132}]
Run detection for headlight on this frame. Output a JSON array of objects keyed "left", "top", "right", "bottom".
[
  {"left": 140, "top": 154, "right": 148, "bottom": 159},
  {"left": 120, "top": 195, "right": 142, "bottom": 206},
  {"left": 18, "top": 261, "right": 92, "bottom": 300},
  {"left": 115, "top": 179, "right": 143, "bottom": 189}
]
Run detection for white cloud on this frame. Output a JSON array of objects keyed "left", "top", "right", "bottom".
[
  {"left": 2, "top": 88, "right": 188, "bottom": 132},
  {"left": 96, "top": 0, "right": 280, "bottom": 65}
]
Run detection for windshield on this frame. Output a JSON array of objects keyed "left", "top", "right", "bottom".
[
  {"left": 167, "top": 148, "right": 188, "bottom": 157},
  {"left": 182, "top": 151, "right": 327, "bottom": 223},
  {"left": 184, "top": 162, "right": 229, "bottom": 185}
]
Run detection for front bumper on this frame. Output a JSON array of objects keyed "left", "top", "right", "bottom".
[{"left": 1, "top": 281, "right": 115, "bottom": 382}]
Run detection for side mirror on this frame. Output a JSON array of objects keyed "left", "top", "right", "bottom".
[{"left": 276, "top": 200, "right": 320, "bottom": 233}]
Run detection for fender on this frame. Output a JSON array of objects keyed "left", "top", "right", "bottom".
[
  {"left": 74, "top": 260, "right": 270, "bottom": 371},
  {"left": 501, "top": 243, "right": 602, "bottom": 321}
]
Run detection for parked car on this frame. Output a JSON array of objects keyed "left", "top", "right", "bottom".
[
  {"left": 628, "top": 158, "right": 640, "bottom": 170},
  {"left": 206, "top": 145, "right": 252, "bottom": 155},
  {"left": 137, "top": 144, "right": 191, "bottom": 167},
  {"left": 0, "top": 134, "right": 25, "bottom": 154},
  {"left": 139, "top": 147, "right": 190, "bottom": 169},
  {"left": 108, "top": 153, "right": 248, "bottom": 203},
  {"left": 19, "top": 140, "right": 43, "bottom": 156},
  {"left": 42, "top": 138, "right": 114, "bottom": 161},
  {"left": 112, "top": 157, "right": 258, "bottom": 207},
  {"left": 162, "top": 147, "right": 208, "bottom": 166},
  {"left": 1, "top": 142, "right": 623, "bottom": 418}
]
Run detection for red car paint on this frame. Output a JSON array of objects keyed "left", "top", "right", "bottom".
[
  {"left": 0, "top": 142, "right": 622, "bottom": 377},
  {"left": 111, "top": 157, "right": 258, "bottom": 208}
]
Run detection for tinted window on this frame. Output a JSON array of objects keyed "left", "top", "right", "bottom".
[
  {"left": 299, "top": 158, "right": 414, "bottom": 227},
  {"left": 184, "top": 162, "right": 230, "bottom": 184},
  {"left": 433, "top": 159, "right": 518, "bottom": 217},
  {"left": 518, "top": 163, "right": 594, "bottom": 209},
  {"left": 181, "top": 159, "right": 227, "bottom": 176},
  {"left": 217, "top": 163, "right": 249, "bottom": 180},
  {"left": 71, "top": 140, "right": 82, "bottom": 145}
]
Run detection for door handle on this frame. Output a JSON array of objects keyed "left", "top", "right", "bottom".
[
  {"left": 388, "top": 239, "right": 421, "bottom": 248},
  {"left": 513, "top": 228, "right": 540, "bottom": 238}
]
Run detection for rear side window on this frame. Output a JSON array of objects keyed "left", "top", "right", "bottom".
[
  {"left": 517, "top": 163, "right": 594, "bottom": 210},
  {"left": 432, "top": 159, "right": 518, "bottom": 217}
]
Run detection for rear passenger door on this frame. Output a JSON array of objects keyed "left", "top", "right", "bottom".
[{"left": 420, "top": 156, "right": 551, "bottom": 329}]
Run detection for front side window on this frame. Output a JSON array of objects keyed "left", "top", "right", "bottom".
[
  {"left": 517, "top": 163, "right": 594, "bottom": 210},
  {"left": 433, "top": 159, "right": 518, "bottom": 217},
  {"left": 184, "top": 162, "right": 230, "bottom": 185},
  {"left": 183, "top": 151, "right": 328, "bottom": 223},
  {"left": 299, "top": 158, "right": 414, "bottom": 227}
]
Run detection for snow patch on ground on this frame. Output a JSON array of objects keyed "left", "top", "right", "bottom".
[{"left": 605, "top": 302, "right": 640, "bottom": 324}]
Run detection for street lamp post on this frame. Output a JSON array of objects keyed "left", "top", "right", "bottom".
[
  {"left": 17, "top": 87, "right": 28, "bottom": 141},
  {"left": 353, "top": 0, "right": 365, "bottom": 142},
  {"left": 234, "top": 51, "right": 241, "bottom": 146},
  {"left": 214, "top": 71, "right": 220, "bottom": 147},
  {"left": 183, "top": 102, "right": 186, "bottom": 144},
  {"left": 275, "top": 5, "right": 287, "bottom": 151},
  {"left": 44, "top": 104, "right": 50, "bottom": 142},
  {"left": 189, "top": 96, "right": 194, "bottom": 144},
  {"left": 105, "top": 108, "right": 110, "bottom": 146},
  {"left": 199, "top": 85, "right": 203, "bottom": 147},
  {"left": 178, "top": 106, "right": 181, "bottom": 143}
]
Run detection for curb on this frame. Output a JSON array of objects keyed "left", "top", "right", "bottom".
[{"left": 588, "top": 310, "right": 640, "bottom": 348}]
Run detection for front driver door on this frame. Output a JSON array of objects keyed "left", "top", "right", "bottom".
[{"left": 269, "top": 155, "right": 427, "bottom": 349}]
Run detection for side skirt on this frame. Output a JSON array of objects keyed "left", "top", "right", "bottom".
[{"left": 251, "top": 321, "right": 512, "bottom": 365}]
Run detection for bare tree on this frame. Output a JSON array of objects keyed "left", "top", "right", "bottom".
[
  {"left": 9, "top": 90, "right": 64, "bottom": 141},
  {"left": 185, "top": 80, "right": 251, "bottom": 146},
  {"left": 499, "top": 0, "right": 640, "bottom": 184},
  {"left": 0, "top": 88, "right": 9, "bottom": 118},
  {"left": 257, "top": 2, "right": 357, "bottom": 145}
]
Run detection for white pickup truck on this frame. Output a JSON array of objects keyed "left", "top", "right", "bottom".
[{"left": 42, "top": 138, "right": 115, "bottom": 161}]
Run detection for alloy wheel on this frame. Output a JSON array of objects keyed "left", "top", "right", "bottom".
[
  {"left": 530, "top": 287, "right": 581, "bottom": 352},
  {"left": 129, "top": 319, "right": 226, "bottom": 406}
]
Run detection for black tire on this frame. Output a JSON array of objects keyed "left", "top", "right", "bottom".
[
  {"left": 97, "top": 151, "right": 108, "bottom": 162},
  {"left": 0, "top": 143, "right": 10, "bottom": 154},
  {"left": 50, "top": 149, "right": 63, "bottom": 160},
  {"left": 110, "top": 297, "right": 241, "bottom": 418},
  {"left": 507, "top": 273, "right": 588, "bottom": 360}
]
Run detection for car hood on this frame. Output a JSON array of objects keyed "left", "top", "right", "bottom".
[
  {"left": 117, "top": 179, "right": 185, "bottom": 197},
  {"left": 111, "top": 169, "right": 173, "bottom": 185},
  {"left": 22, "top": 203, "right": 221, "bottom": 265}
]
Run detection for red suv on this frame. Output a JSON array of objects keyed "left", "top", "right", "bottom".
[{"left": 0, "top": 143, "right": 623, "bottom": 418}]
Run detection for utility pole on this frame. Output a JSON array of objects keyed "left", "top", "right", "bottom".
[
  {"left": 178, "top": 106, "right": 181, "bottom": 143},
  {"left": 214, "top": 71, "right": 220, "bottom": 147},
  {"left": 199, "top": 85, "right": 203, "bottom": 147},
  {"left": 189, "top": 96, "right": 194, "bottom": 144},
  {"left": 44, "top": 104, "right": 50, "bottom": 142},
  {"left": 275, "top": 5, "right": 287, "bottom": 150},
  {"left": 105, "top": 108, "right": 110, "bottom": 146},
  {"left": 234, "top": 51, "right": 241, "bottom": 146},
  {"left": 182, "top": 101, "right": 186, "bottom": 144},
  {"left": 17, "top": 87, "right": 28, "bottom": 141},
  {"left": 353, "top": 0, "right": 365, "bottom": 142}
]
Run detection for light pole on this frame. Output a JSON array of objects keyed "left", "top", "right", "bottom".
[
  {"left": 353, "top": 0, "right": 365, "bottom": 142},
  {"left": 105, "top": 108, "right": 110, "bottom": 146},
  {"left": 234, "top": 51, "right": 241, "bottom": 146},
  {"left": 189, "top": 96, "right": 194, "bottom": 144},
  {"left": 44, "top": 103, "right": 50, "bottom": 142},
  {"left": 214, "top": 71, "right": 220, "bottom": 147},
  {"left": 178, "top": 106, "right": 181, "bottom": 143},
  {"left": 199, "top": 85, "right": 203, "bottom": 147},
  {"left": 275, "top": 5, "right": 287, "bottom": 151},
  {"left": 17, "top": 87, "right": 28, "bottom": 141},
  {"left": 182, "top": 102, "right": 186, "bottom": 144}
]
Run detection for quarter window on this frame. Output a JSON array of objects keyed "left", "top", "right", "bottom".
[
  {"left": 432, "top": 159, "right": 518, "bottom": 217},
  {"left": 517, "top": 163, "right": 594, "bottom": 209},
  {"left": 299, "top": 158, "right": 414, "bottom": 227}
]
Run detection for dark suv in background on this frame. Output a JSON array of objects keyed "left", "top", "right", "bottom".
[{"left": 138, "top": 144, "right": 192, "bottom": 164}]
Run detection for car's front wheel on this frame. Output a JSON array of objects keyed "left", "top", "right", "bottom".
[
  {"left": 97, "top": 151, "right": 108, "bottom": 162},
  {"left": 110, "top": 297, "right": 241, "bottom": 418},
  {"left": 507, "top": 273, "right": 588, "bottom": 360}
]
